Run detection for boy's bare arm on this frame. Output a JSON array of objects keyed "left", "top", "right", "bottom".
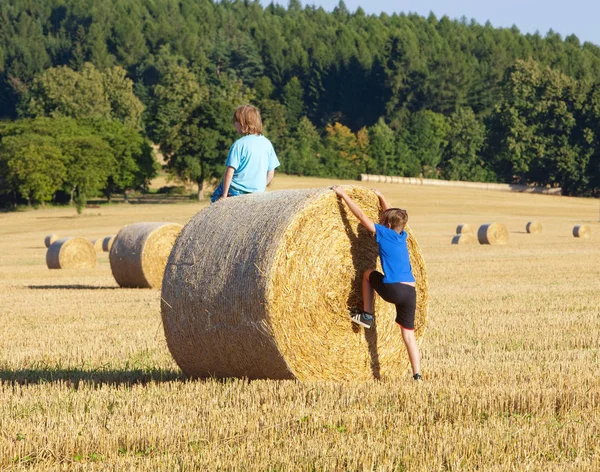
[
  {"left": 372, "top": 189, "right": 390, "bottom": 211},
  {"left": 221, "top": 166, "right": 235, "bottom": 199},
  {"left": 266, "top": 169, "right": 275, "bottom": 186},
  {"left": 331, "top": 186, "right": 376, "bottom": 234}
]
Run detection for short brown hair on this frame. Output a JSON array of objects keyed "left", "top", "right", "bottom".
[
  {"left": 233, "top": 105, "right": 263, "bottom": 135},
  {"left": 381, "top": 208, "right": 408, "bottom": 232}
]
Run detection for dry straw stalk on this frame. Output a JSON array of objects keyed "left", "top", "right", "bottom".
[
  {"left": 161, "top": 186, "right": 428, "bottom": 381},
  {"left": 46, "top": 237, "right": 97, "bottom": 269},
  {"left": 456, "top": 223, "right": 473, "bottom": 234},
  {"left": 477, "top": 223, "right": 509, "bottom": 245},
  {"left": 573, "top": 224, "right": 591, "bottom": 238},
  {"left": 452, "top": 233, "right": 478, "bottom": 245},
  {"left": 44, "top": 234, "right": 58, "bottom": 248},
  {"left": 526, "top": 221, "right": 543, "bottom": 233},
  {"left": 110, "top": 222, "right": 182, "bottom": 288}
]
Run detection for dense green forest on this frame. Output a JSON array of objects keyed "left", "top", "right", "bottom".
[{"left": 1, "top": 0, "right": 600, "bottom": 207}]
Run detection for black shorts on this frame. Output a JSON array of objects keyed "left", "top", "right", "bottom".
[{"left": 369, "top": 271, "right": 417, "bottom": 330}]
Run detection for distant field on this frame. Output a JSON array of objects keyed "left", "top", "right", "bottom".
[{"left": 1, "top": 175, "right": 599, "bottom": 470}]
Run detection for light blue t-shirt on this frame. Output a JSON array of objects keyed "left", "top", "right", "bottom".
[
  {"left": 374, "top": 224, "right": 415, "bottom": 284},
  {"left": 225, "top": 134, "right": 280, "bottom": 193}
]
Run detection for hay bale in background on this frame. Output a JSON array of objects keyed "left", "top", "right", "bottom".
[
  {"left": 477, "top": 223, "right": 509, "bottom": 245},
  {"left": 573, "top": 224, "right": 590, "bottom": 238},
  {"left": 102, "top": 235, "right": 116, "bottom": 252},
  {"left": 110, "top": 222, "right": 182, "bottom": 288},
  {"left": 451, "top": 233, "right": 477, "bottom": 245},
  {"left": 44, "top": 234, "right": 59, "bottom": 248},
  {"left": 456, "top": 224, "right": 473, "bottom": 234},
  {"left": 90, "top": 238, "right": 104, "bottom": 252},
  {"left": 46, "top": 237, "right": 97, "bottom": 269},
  {"left": 526, "top": 221, "right": 543, "bottom": 234},
  {"left": 161, "top": 186, "right": 429, "bottom": 382}
]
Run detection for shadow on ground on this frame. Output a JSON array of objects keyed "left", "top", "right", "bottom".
[
  {"left": 28, "top": 285, "right": 119, "bottom": 290},
  {"left": 0, "top": 367, "right": 185, "bottom": 387}
]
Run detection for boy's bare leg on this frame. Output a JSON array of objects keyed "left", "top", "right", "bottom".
[
  {"left": 362, "top": 269, "right": 375, "bottom": 314},
  {"left": 401, "top": 327, "right": 421, "bottom": 376}
]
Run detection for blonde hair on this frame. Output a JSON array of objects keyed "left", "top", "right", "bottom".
[
  {"left": 381, "top": 208, "right": 408, "bottom": 232},
  {"left": 233, "top": 105, "right": 263, "bottom": 135}
]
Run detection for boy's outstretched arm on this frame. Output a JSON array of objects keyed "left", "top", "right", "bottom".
[
  {"left": 332, "top": 186, "right": 376, "bottom": 234},
  {"left": 372, "top": 188, "right": 391, "bottom": 211}
]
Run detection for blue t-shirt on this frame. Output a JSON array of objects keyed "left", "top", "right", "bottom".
[
  {"left": 225, "top": 134, "right": 280, "bottom": 193},
  {"left": 374, "top": 224, "right": 415, "bottom": 284}
]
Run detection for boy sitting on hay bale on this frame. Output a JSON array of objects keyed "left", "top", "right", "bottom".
[
  {"left": 332, "top": 186, "right": 422, "bottom": 382},
  {"left": 211, "top": 105, "right": 280, "bottom": 203}
]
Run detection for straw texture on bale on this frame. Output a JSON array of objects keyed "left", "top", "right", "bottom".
[
  {"left": 102, "top": 235, "right": 116, "bottom": 252},
  {"left": 573, "top": 224, "right": 590, "bottom": 238},
  {"left": 46, "top": 237, "right": 97, "bottom": 269},
  {"left": 456, "top": 224, "right": 473, "bottom": 234},
  {"left": 44, "top": 234, "right": 58, "bottom": 248},
  {"left": 161, "top": 186, "right": 428, "bottom": 382},
  {"left": 90, "top": 238, "right": 104, "bottom": 252},
  {"left": 477, "top": 223, "right": 509, "bottom": 245},
  {"left": 451, "top": 233, "right": 478, "bottom": 245},
  {"left": 526, "top": 221, "right": 543, "bottom": 234},
  {"left": 110, "top": 222, "right": 182, "bottom": 288}
]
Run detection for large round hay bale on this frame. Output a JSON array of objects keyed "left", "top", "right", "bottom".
[
  {"left": 526, "top": 221, "right": 543, "bottom": 234},
  {"left": 46, "top": 237, "right": 97, "bottom": 269},
  {"left": 451, "top": 233, "right": 477, "bottom": 245},
  {"left": 456, "top": 223, "right": 473, "bottom": 234},
  {"left": 44, "top": 234, "right": 59, "bottom": 248},
  {"left": 477, "top": 223, "right": 509, "bottom": 245},
  {"left": 90, "top": 238, "right": 104, "bottom": 252},
  {"left": 573, "top": 224, "right": 590, "bottom": 238},
  {"left": 161, "top": 186, "right": 429, "bottom": 381},
  {"left": 102, "top": 235, "right": 116, "bottom": 252},
  {"left": 110, "top": 222, "right": 182, "bottom": 288}
]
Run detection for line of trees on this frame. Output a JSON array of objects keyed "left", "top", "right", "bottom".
[{"left": 1, "top": 0, "right": 600, "bottom": 208}]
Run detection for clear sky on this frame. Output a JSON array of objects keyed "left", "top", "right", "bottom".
[{"left": 262, "top": 0, "right": 600, "bottom": 46}]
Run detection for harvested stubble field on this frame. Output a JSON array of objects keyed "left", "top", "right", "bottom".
[{"left": 1, "top": 175, "right": 599, "bottom": 471}]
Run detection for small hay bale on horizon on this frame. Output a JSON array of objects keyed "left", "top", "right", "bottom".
[
  {"left": 161, "top": 186, "right": 429, "bottom": 382},
  {"left": 110, "top": 222, "right": 182, "bottom": 289},
  {"left": 477, "top": 223, "right": 509, "bottom": 245},
  {"left": 573, "top": 224, "right": 590, "bottom": 238},
  {"left": 102, "top": 235, "right": 116, "bottom": 252},
  {"left": 90, "top": 238, "right": 104, "bottom": 252},
  {"left": 44, "top": 234, "right": 59, "bottom": 248},
  {"left": 526, "top": 221, "right": 543, "bottom": 234},
  {"left": 46, "top": 237, "right": 97, "bottom": 269},
  {"left": 452, "top": 233, "right": 478, "bottom": 245},
  {"left": 456, "top": 224, "right": 474, "bottom": 234}
]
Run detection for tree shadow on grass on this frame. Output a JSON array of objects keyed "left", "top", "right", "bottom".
[
  {"left": 28, "top": 285, "right": 119, "bottom": 290},
  {"left": 0, "top": 367, "right": 185, "bottom": 388}
]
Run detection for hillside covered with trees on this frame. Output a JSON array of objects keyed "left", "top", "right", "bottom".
[{"left": 1, "top": 0, "right": 600, "bottom": 207}]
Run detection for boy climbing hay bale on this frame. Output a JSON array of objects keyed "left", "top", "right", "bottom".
[{"left": 161, "top": 186, "right": 428, "bottom": 382}]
